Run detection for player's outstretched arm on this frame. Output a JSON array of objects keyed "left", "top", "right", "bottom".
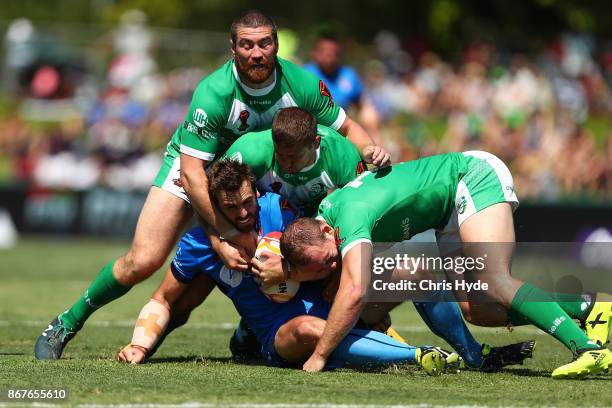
[
  {"left": 303, "top": 243, "right": 372, "bottom": 372},
  {"left": 180, "top": 154, "right": 257, "bottom": 255},
  {"left": 116, "top": 268, "right": 188, "bottom": 364},
  {"left": 339, "top": 117, "right": 390, "bottom": 168}
]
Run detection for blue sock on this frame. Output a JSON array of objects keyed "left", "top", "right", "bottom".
[
  {"left": 326, "top": 328, "right": 418, "bottom": 369},
  {"left": 413, "top": 300, "right": 483, "bottom": 367}
]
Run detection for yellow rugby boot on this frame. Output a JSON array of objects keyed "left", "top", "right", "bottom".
[
  {"left": 415, "top": 347, "right": 447, "bottom": 376},
  {"left": 551, "top": 348, "right": 612, "bottom": 379}
]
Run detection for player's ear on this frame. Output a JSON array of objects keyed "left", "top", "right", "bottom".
[
  {"left": 312, "top": 136, "right": 321, "bottom": 149},
  {"left": 320, "top": 222, "right": 333, "bottom": 235},
  {"left": 230, "top": 39, "right": 236, "bottom": 56}
]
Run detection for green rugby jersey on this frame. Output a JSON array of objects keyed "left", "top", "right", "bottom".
[
  {"left": 166, "top": 57, "right": 345, "bottom": 162},
  {"left": 317, "top": 153, "right": 469, "bottom": 256},
  {"left": 223, "top": 125, "right": 366, "bottom": 216}
]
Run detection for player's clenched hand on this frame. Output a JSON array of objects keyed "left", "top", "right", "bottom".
[
  {"left": 362, "top": 145, "right": 391, "bottom": 168},
  {"left": 217, "top": 240, "right": 250, "bottom": 272},
  {"left": 115, "top": 344, "right": 147, "bottom": 364},
  {"left": 251, "top": 253, "right": 285, "bottom": 286},
  {"left": 303, "top": 352, "right": 327, "bottom": 372}
]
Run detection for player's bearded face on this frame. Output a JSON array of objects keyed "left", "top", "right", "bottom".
[
  {"left": 217, "top": 181, "right": 258, "bottom": 232},
  {"left": 233, "top": 26, "right": 277, "bottom": 85}
]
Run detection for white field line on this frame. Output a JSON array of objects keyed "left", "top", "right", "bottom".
[
  {"left": 0, "top": 404, "right": 512, "bottom": 408},
  {"left": 76, "top": 404, "right": 499, "bottom": 408},
  {"left": 0, "top": 320, "right": 546, "bottom": 335}
]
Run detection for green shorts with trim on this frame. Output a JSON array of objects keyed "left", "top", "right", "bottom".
[
  {"left": 436, "top": 150, "right": 519, "bottom": 249},
  {"left": 153, "top": 153, "right": 190, "bottom": 203}
]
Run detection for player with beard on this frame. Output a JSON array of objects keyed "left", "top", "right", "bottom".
[{"left": 35, "top": 10, "right": 390, "bottom": 360}]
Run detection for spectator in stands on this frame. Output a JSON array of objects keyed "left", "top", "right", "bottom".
[{"left": 304, "top": 33, "right": 363, "bottom": 110}]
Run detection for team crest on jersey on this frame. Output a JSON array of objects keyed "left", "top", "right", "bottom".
[
  {"left": 319, "top": 80, "right": 334, "bottom": 108},
  {"left": 356, "top": 161, "right": 366, "bottom": 176},
  {"left": 219, "top": 266, "right": 243, "bottom": 288},
  {"left": 309, "top": 182, "right": 325, "bottom": 197},
  {"left": 238, "top": 110, "right": 251, "bottom": 132},
  {"left": 334, "top": 227, "right": 345, "bottom": 247}
]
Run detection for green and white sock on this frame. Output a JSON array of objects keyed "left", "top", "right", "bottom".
[
  {"left": 59, "top": 260, "right": 131, "bottom": 331},
  {"left": 510, "top": 283, "right": 599, "bottom": 353}
]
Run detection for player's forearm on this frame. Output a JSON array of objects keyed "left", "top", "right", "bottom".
[
  {"left": 313, "top": 284, "right": 365, "bottom": 359},
  {"left": 130, "top": 299, "right": 170, "bottom": 353},
  {"left": 313, "top": 247, "right": 368, "bottom": 359},
  {"left": 130, "top": 269, "right": 188, "bottom": 353},
  {"left": 180, "top": 154, "right": 234, "bottom": 235},
  {"left": 339, "top": 116, "right": 375, "bottom": 152},
  {"left": 201, "top": 218, "right": 224, "bottom": 251}
]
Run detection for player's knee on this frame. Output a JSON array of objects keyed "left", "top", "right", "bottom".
[
  {"left": 117, "top": 250, "right": 166, "bottom": 285},
  {"left": 295, "top": 319, "right": 324, "bottom": 342}
]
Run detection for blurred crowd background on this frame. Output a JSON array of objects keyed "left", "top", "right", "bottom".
[{"left": 0, "top": 1, "right": 610, "bottom": 202}]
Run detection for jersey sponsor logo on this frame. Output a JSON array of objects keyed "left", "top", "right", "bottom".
[
  {"left": 238, "top": 110, "right": 250, "bottom": 132},
  {"left": 250, "top": 99, "right": 273, "bottom": 105},
  {"left": 192, "top": 108, "right": 208, "bottom": 127},
  {"left": 401, "top": 217, "right": 410, "bottom": 240},
  {"left": 183, "top": 121, "right": 215, "bottom": 139},
  {"left": 356, "top": 161, "right": 366, "bottom": 176},
  {"left": 319, "top": 80, "right": 334, "bottom": 108},
  {"left": 219, "top": 266, "right": 243, "bottom": 288}
]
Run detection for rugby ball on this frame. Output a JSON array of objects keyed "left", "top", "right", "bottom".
[{"left": 255, "top": 231, "right": 300, "bottom": 303}]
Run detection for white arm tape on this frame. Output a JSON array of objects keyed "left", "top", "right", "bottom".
[{"left": 131, "top": 299, "right": 170, "bottom": 351}]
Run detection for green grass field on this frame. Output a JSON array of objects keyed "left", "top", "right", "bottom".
[{"left": 0, "top": 237, "right": 610, "bottom": 407}]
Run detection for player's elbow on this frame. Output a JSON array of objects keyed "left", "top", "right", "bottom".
[
  {"left": 179, "top": 155, "right": 207, "bottom": 194},
  {"left": 179, "top": 166, "right": 204, "bottom": 195}
]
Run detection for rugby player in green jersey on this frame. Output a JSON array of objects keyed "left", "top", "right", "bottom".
[
  {"left": 35, "top": 10, "right": 390, "bottom": 360},
  {"left": 224, "top": 110, "right": 535, "bottom": 370},
  {"left": 223, "top": 107, "right": 369, "bottom": 217},
  {"left": 281, "top": 152, "right": 612, "bottom": 378}
]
